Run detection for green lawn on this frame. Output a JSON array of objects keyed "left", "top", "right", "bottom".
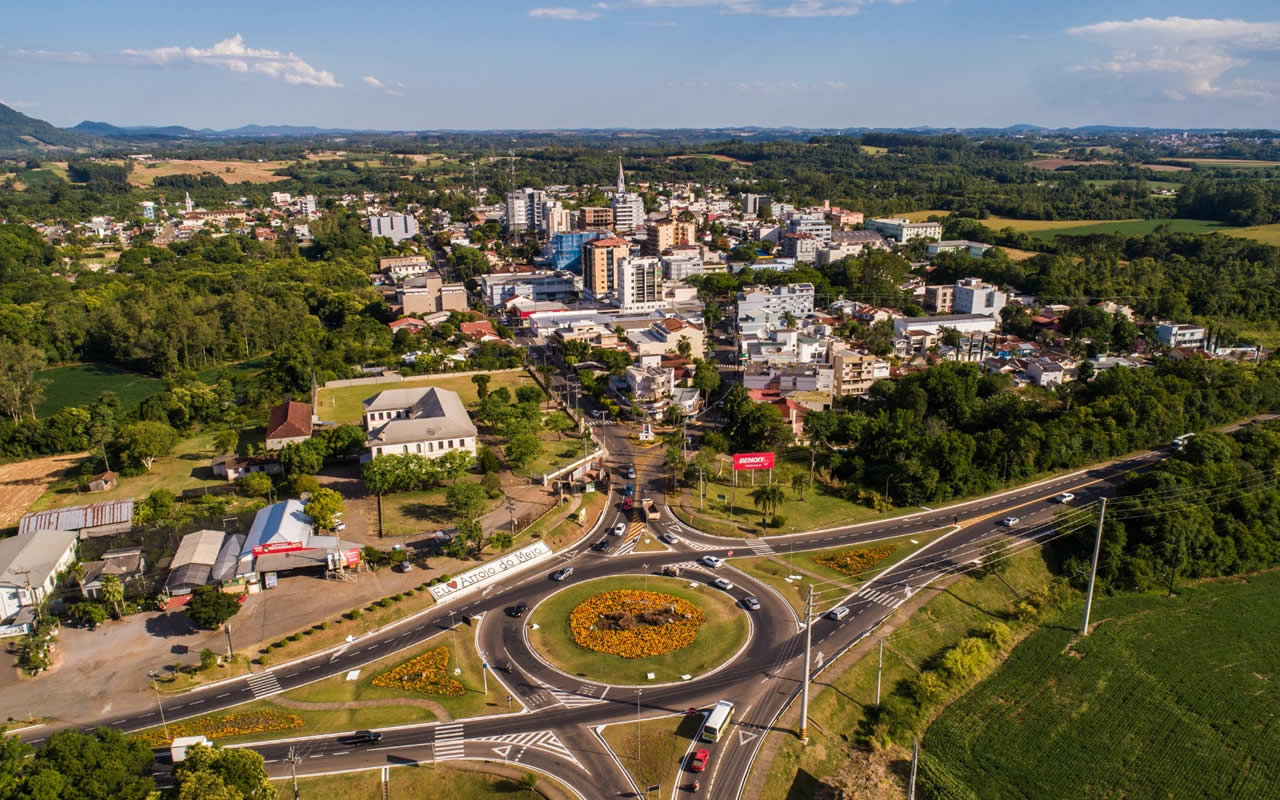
[
  {"left": 35, "top": 363, "right": 164, "bottom": 417},
  {"left": 283, "top": 762, "right": 567, "bottom": 799},
  {"left": 730, "top": 528, "right": 952, "bottom": 616},
  {"left": 375, "top": 477, "right": 498, "bottom": 538},
  {"left": 516, "top": 422, "right": 588, "bottom": 479},
  {"left": 674, "top": 475, "right": 887, "bottom": 537},
  {"left": 1226, "top": 222, "right": 1280, "bottom": 247},
  {"left": 923, "top": 570, "right": 1280, "bottom": 800},
  {"left": 527, "top": 575, "right": 749, "bottom": 685},
  {"left": 281, "top": 623, "right": 517, "bottom": 722},
  {"left": 602, "top": 713, "right": 704, "bottom": 795},
  {"left": 32, "top": 431, "right": 225, "bottom": 510},
  {"left": 314, "top": 370, "right": 533, "bottom": 425},
  {"left": 196, "top": 355, "right": 270, "bottom": 383},
  {"left": 761, "top": 549, "right": 1056, "bottom": 800}
]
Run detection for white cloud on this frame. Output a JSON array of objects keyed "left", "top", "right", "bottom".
[
  {"left": 1067, "top": 17, "right": 1280, "bottom": 101},
  {"left": 529, "top": 7, "right": 601, "bottom": 20},
  {"left": 121, "top": 34, "right": 340, "bottom": 88},
  {"left": 362, "top": 75, "right": 385, "bottom": 89},
  {"left": 8, "top": 48, "right": 91, "bottom": 63},
  {"left": 624, "top": 0, "right": 901, "bottom": 15},
  {"left": 1, "top": 99, "right": 37, "bottom": 110}
]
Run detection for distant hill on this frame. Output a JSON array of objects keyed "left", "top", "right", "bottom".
[
  {"left": 0, "top": 103, "right": 101, "bottom": 153},
  {"left": 71, "top": 120, "right": 206, "bottom": 139}
]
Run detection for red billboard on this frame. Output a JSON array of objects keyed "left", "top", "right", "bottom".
[
  {"left": 252, "top": 541, "right": 307, "bottom": 557},
  {"left": 733, "top": 452, "right": 775, "bottom": 471}
]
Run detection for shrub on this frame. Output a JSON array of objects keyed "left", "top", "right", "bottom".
[
  {"left": 287, "top": 633, "right": 301, "bottom": 642},
  {"left": 348, "top": 609, "right": 362, "bottom": 620},
  {"left": 909, "top": 670, "right": 946, "bottom": 704},
  {"left": 979, "top": 621, "right": 1013, "bottom": 652},
  {"left": 941, "top": 637, "right": 992, "bottom": 681},
  {"left": 377, "top": 598, "right": 391, "bottom": 608},
  {"left": 404, "top": 589, "right": 415, "bottom": 596},
  {"left": 200, "top": 648, "right": 219, "bottom": 672},
  {"left": 392, "top": 593, "right": 403, "bottom": 601},
  {"left": 771, "top": 513, "right": 788, "bottom": 528}
]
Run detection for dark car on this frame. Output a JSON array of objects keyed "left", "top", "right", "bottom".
[
  {"left": 592, "top": 540, "right": 610, "bottom": 552},
  {"left": 506, "top": 601, "right": 528, "bottom": 618},
  {"left": 349, "top": 730, "right": 383, "bottom": 745}
]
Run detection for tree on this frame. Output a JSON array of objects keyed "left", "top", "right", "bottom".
[
  {"left": 322, "top": 425, "right": 366, "bottom": 459},
  {"left": 187, "top": 585, "right": 241, "bottom": 629},
  {"left": 436, "top": 449, "right": 475, "bottom": 482},
  {"left": 0, "top": 732, "right": 31, "bottom": 797},
  {"left": 277, "top": 439, "right": 324, "bottom": 478},
  {"left": 304, "top": 487, "right": 344, "bottom": 530},
  {"left": 471, "top": 374, "right": 491, "bottom": 400},
  {"left": 751, "top": 484, "right": 786, "bottom": 525},
  {"left": 505, "top": 432, "right": 541, "bottom": 468},
  {"left": 676, "top": 336, "right": 693, "bottom": 359},
  {"left": 213, "top": 429, "right": 239, "bottom": 455},
  {"left": 662, "top": 405, "right": 684, "bottom": 427},
  {"left": 692, "top": 359, "right": 721, "bottom": 398},
  {"left": 174, "top": 743, "right": 273, "bottom": 800},
  {"left": 477, "top": 446, "right": 502, "bottom": 474},
  {"left": 100, "top": 574, "right": 125, "bottom": 619},
  {"left": 544, "top": 413, "right": 575, "bottom": 440},
  {"left": 116, "top": 421, "right": 179, "bottom": 471},
  {"left": 0, "top": 339, "right": 47, "bottom": 421},
  {"left": 791, "top": 472, "right": 807, "bottom": 499},
  {"left": 68, "top": 601, "right": 108, "bottom": 629},
  {"left": 446, "top": 480, "right": 488, "bottom": 519},
  {"left": 23, "top": 726, "right": 156, "bottom": 800},
  {"left": 237, "top": 471, "right": 274, "bottom": 500}
]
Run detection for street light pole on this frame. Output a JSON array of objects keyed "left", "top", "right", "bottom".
[
  {"left": 799, "top": 585, "right": 812, "bottom": 743},
  {"left": 148, "top": 671, "right": 169, "bottom": 739},
  {"left": 1081, "top": 498, "right": 1108, "bottom": 636},
  {"left": 636, "top": 689, "right": 642, "bottom": 763},
  {"left": 224, "top": 623, "right": 234, "bottom": 660}
]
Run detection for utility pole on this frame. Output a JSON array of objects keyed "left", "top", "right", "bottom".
[
  {"left": 875, "top": 639, "right": 884, "bottom": 704},
  {"left": 1080, "top": 498, "right": 1107, "bottom": 636},
  {"left": 908, "top": 740, "right": 919, "bottom": 800},
  {"left": 288, "top": 746, "right": 302, "bottom": 800},
  {"left": 148, "top": 671, "right": 169, "bottom": 739},
  {"left": 224, "top": 623, "right": 234, "bottom": 659},
  {"left": 799, "top": 585, "right": 813, "bottom": 743}
]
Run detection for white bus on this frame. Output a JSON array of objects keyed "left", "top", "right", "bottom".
[
  {"left": 1172, "top": 433, "right": 1196, "bottom": 451},
  {"left": 702, "top": 700, "right": 735, "bottom": 742}
]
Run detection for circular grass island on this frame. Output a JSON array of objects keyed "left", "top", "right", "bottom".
[{"left": 526, "top": 575, "right": 750, "bottom": 686}]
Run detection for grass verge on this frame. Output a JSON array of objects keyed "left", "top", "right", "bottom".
[
  {"left": 601, "top": 713, "right": 704, "bottom": 795},
  {"left": 282, "top": 761, "right": 572, "bottom": 799},
  {"left": 673, "top": 479, "right": 888, "bottom": 537},
  {"left": 314, "top": 370, "right": 532, "bottom": 425},
  {"left": 527, "top": 575, "right": 748, "bottom": 685}
]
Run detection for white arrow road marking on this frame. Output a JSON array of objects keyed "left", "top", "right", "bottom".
[
  {"left": 816, "top": 651, "right": 825, "bottom": 669},
  {"left": 738, "top": 729, "right": 758, "bottom": 745}
]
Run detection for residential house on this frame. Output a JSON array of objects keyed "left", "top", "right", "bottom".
[
  {"left": 265, "top": 400, "right": 313, "bottom": 450},
  {"left": 363, "top": 387, "right": 478, "bottom": 461},
  {"left": 1155, "top": 323, "right": 1207, "bottom": 350},
  {"left": 78, "top": 547, "right": 146, "bottom": 600},
  {"left": 388, "top": 318, "right": 430, "bottom": 335},
  {"left": 0, "top": 530, "right": 78, "bottom": 620},
  {"left": 627, "top": 318, "right": 705, "bottom": 358},
  {"left": 84, "top": 471, "right": 117, "bottom": 493},
  {"left": 1026, "top": 358, "right": 1068, "bottom": 387},
  {"left": 211, "top": 455, "right": 283, "bottom": 482},
  {"left": 624, "top": 363, "right": 675, "bottom": 409}
]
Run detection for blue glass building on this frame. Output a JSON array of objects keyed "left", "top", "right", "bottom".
[{"left": 547, "top": 231, "right": 604, "bottom": 272}]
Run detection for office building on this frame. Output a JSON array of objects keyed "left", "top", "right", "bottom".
[
  {"left": 582, "top": 236, "right": 631, "bottom": 299},
  {"left": 547, "top": 231, "right": 604, "bottom": 271},
  {"left": 786, "top": 215, "right": 832, "bottom": 243}
]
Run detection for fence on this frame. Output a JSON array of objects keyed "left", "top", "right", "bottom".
[{"left": 541, "top": 445, "right": 604, "bottom": 486}]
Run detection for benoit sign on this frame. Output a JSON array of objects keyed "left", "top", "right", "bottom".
[
  {"left": 732, "top": 452, "right": 775, "bottom": 471},
  {"left": 428, "top": 541, "right": 554, "bottom": 601}
]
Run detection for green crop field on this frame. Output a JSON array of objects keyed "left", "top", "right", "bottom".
[
  {"left": 982, "top": 216, "right": 1237, "bottom": 240},
  {"left": 35, "top": 363, "right": 165, "bottom": 417},
  {"left": 1226, "top": 223, "right": 1280, "bottom": 247},
  {"left": 924, "top": 570, "right": 1280, "bottom": 800}
]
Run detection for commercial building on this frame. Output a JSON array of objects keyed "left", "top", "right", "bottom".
[
  {"left": 741, "top": 193, "right": 769, "bottom": 216},
  {"left": 368, "top": 214, "right": 420, "bottom": 243},
  {"left": 866, "top": 218, "right": 943, "bottom": 242},
  {"left": 953, "top": 278, "right": 1007, "bottom": 318},
  {"left": 379, "top": 255, "right": 432, "bottom": 281},
  {"left": 926, "top": 240, "right": 992, "bottom": 258},
  {"left": 0, "top": 530, "right": 79, "bottom": 621},
  {"left": 611, "top": 159, "right": 647, "bottom": 231},
  {"left": 547, "top": 231, "right": 604, "bottom": 271},
  {"left": 166, "top": 529, "right": 230, "bottom": 596},
  {"left": 363, "top": 387, "right": 478, "bottom": 461},
  {"left": 617, "top": 256, "right": 664, "bottom": 312},
  {"left": 583, "top": 236, "right": 632, "bottom": 299},
  {"left": 625, "top": 363, "right": 675, "bottom": 407},
  {"left": 1155, "top": 323, "right": 1208, "bottom": 349},
  {"left": 399, "top": 273, "right": 469, "bottom": 314},
  {"left": 737, "top": 283, "right": 816, "bottom": 321},
  {"left": 478, "top": 270, "right": 577, "bottom": 308},
  {"left": 893, "top": 313, "right": 998, "bottom": 338},
  {"left": 786, "top": 215, "right": 832, "bottom": 243}
]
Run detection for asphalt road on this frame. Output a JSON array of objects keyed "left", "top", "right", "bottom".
[{"left": 39, "top": 410, "right": 1274, "bottom": 798}]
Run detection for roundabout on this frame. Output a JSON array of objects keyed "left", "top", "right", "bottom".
[{"left": 525, "top": 575, "right": 751, "bottom": 686}]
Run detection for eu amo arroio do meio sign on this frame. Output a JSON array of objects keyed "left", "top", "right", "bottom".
[{"left": 732, "top": 452, "right": 775, "bottom": 471}]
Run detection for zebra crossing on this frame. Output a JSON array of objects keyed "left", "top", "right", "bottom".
[
  {"left": 745, "top": 538, "right": 776, "bottom": 556},
  {"left": 854, "top": 585, "right": 907, "bottom": 609},
  {"left": 613, "top": 520, "right": 646, "bottom": 555},
  {"left": 246, "top": 671, "right": 282, "bottom": 698},
  {"left": 473, "top": 730, "right": 584, "bottom": 769},
  {"left": 540, "top": 681, "right": 608, "bottom": 709},
  {"left": 434, "top": 723, "right": 465, "bottom": 761},
  {"left": 585, "top": 418, "right": 615, "bottom": 428}
]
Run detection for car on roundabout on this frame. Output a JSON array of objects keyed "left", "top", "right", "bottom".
[
  {"left": 551, "top": 567, "right": 574, "bottom": 581},
  {"left": 660, "top": 532, "right": 680, "bottom": 544},
  {"left": 506, "top": 601, "right": 528, "bottom": 618},
  {"left": 689, "top": 749, "right": 710, "bottom": 772},
  {"left": 741, "top": 596, "right": 761, "bottom": 611},
  {"left": 613, "top": 522, "right": 627, "bottom": 535},
  {"left": 622, "top": 497, "right": 633, "bottom": 512},
  {"left": 712, "top": 577, "right": 734, "bottom": 591},
  {"left": 700, "top": 555, "right": 724, "bottom": 568},
  {"left": 592, "top": 540, "right": 610, "bottom": 552}
]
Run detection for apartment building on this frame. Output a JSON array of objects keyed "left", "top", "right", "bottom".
[
  {"left": 580, "top": 207, "right": 614, "bottom": 228},
  {"left": 924, "top": 284, "right": 955, "bottom": 313},
  {"left": 583, "top": 236, "right": 632, "bottom": 299},
  {"left": 505, "top": 188, "right": 548, "bottom": 234},
  {"left": 661, "top": 247, "right": 705, "bottom": 281},
  {"left": 617, "top": 256, "right": 664, "bottom": 312},
  {"left": 832, "top": 348, "right": 891, "bottom": 397},
  {"left": 737, "top": 283, "right": 816, "bottom": 321},
  {"left": 953, "top": 278, "right": 1007, "bottom": 318},
  {"left": 1155, "top": 323, "right": 1207, "bottom": 349},
  {"left": 398, "top": 273, "right": 468, "bottom": 314},
  {"left": 644, "top": 219, "right": 698, "bottom": 255},
  {"left": 866, "top": 217, "right": 943, "bottom": 242},
  {"left": 546, "top": 231, "right": 604, "bottom": 271},
  {"left": 781, "top": 233, "right": 820, "bottom": 263}
]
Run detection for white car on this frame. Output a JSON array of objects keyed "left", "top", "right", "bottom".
[
  {"left": 700, "top": 555, "right": 724, "bottom": 568},
  {"left": 826, "top": 606, "right": 851, "bottom": 621},
  {"left": 742, "top": 596, "right": 761, "bottom": 611},
  {"left": 1054, "top": 492, "right": 1075, "bottom": 504},
  {"left": 659, "top": 533, "right": 680, "bottom": 545},
  {"left": 613, "top": 522, "right": 627, "bottom": 535},
  {"left": 712, "top": 577, "right": 734, "bottom": 591},
  {"left": 1002, "top": 516, "right": 1020, "bottom": 527}
]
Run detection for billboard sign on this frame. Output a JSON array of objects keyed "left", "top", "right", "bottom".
[
  {"left": 733, "top": 452, "right": 775, "bottom": 471},
  {"left": 252, "top": 541, "right": 307, "bottom": 557}
]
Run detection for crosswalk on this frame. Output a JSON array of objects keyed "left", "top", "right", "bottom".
[
  {"left": 540, "top": 681, "right": 608, "bottom": 709},
  {"left": 614, "top": 519, "right": 646, "bottom": 555},
  {"left": 854, "top": 585, "right": 907, "bottom": 609},
  {"left": 745, "top": 538, "right": 776, "bottom": 556},
  {"left": 435, "top": 723, "right": 465, "bottom": 761},
  {"left": 585, "top": 418, "right": 615, "bottom": 428},
  {"left": 246, "top": 671, "right": 282, "bottom": 698}
]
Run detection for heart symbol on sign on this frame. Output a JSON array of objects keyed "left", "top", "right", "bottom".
[{"left": 447, "top": 580, "right": 458, "bottom": 589}]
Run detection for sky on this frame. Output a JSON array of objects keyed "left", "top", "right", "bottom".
[{"left": 2, "top": 1, "right": 1279, "bottom": 130}]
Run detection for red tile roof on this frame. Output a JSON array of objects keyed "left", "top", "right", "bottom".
[
  {"left": 389, "top": 318, "right": 428, "bottom": 331},
  {"left": 266, "top": 400, "right": 313, "bottom": 440},
  {"left": 460, "top": 320, "right": 497, "bottom": 338},
  {"left": 587, "top": 236, "right": 630, "bottom": 248}
]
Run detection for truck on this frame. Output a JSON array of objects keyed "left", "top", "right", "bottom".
[
  {"left": 170, "top": 735, "right": 212, "bottom": 763},
  {"left": 640, "top": 497, "right": 659, "bottom": 522}
]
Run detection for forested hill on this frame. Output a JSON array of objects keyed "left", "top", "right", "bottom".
[{"left": 0, "top": 103, "right": 101, "bottom": 153}]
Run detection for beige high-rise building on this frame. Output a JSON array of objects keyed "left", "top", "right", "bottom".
[
  {"left": 644, "top": 219, "right": 698, "bottom": 255},
  {"left": 832, "top": 347, "right": 890, "bottom": 398},
  {"left": 582, "top": 236, "right": 631, "bottom": 299}
]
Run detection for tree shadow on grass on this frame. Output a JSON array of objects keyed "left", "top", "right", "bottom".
[{"left": 398, "top": 502, "right": 453, "bottom": 525}]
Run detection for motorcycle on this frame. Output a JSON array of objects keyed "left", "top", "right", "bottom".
[{"left": 691, "top": 779, "right": 700, "bottom": 793}]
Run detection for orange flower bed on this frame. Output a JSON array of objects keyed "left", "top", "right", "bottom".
[
  {"left": 136, "top": 709, "right": 303, "bottom": 747},
  {"left": 371, "top": 646, "right": 465, "bottom": 696},
  {"left": 815, "top": 545, "right": 896, "bottom": 577},
  {"left": 569, "top": 590, "right": 703, "bottom": 658}
]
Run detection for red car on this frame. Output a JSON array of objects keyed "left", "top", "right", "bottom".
[
  {"left": 622, "top": 497, "right": 634, "bottom": 511},
  {"left": 689, "top": 749, "right": 709, "bottom": 772}
]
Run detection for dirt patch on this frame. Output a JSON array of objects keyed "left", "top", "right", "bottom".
[
  {"left": 0, "top": 453, "right": 88, "bottom": 529},
  {"left": 1141, "top": 163, "right": 1191, "bottom": 172},
  {"left": 130, "top": 159, "right": 293, "bottom": 186},
  {"left": 666, "top": 154, "right": 751, "bottom": 166},
  {"left": 1027, "top": 158, "right": 1115, "bottom": 170}
]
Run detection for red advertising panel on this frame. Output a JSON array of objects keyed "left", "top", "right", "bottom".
[
  {"left": 341, "top": 548, "right": 362, "bottom": 568},
  {"left": 732, "top": 452, "right": 776, "bottom": 471},
  {"left": 252, "top": 541, "right": 307, "bottom": 557}
]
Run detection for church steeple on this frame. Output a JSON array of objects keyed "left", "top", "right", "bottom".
[{"left": 616, "top": 157, "right": 625, "bottom": 194}]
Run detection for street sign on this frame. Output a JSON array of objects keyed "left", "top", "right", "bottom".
[
  {"left": 733, "top": 452, "right": 775, "bottom": 471},
  {"left": 648, "top": 785, "right": 660, "bottom": 793}
]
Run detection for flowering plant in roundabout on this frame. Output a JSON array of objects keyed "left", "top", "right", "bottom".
[
  {"left": 569, "top": 590, "right": 704, "bottom": 658},
  {"left": 371, "top": 646, "right": 465, "bottom": 696},
  {"left": 816, "top": 545, "right": 895, "bottom": 577},
  {"left": 136, "top": 709, "right": 304, "bottom": 747}
]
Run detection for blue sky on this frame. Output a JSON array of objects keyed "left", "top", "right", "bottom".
[{"left": 3, "top": 1, "right": 1279, "bottom": 130}]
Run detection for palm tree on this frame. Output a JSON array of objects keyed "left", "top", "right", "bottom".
[
  {"left": 791, "top": 473, "right": 807, "bottom": 499},
  {"left": 751, "top": 485, "right": 785, "bottom": 526}
]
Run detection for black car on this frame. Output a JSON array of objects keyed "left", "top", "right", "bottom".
[
  {"left": 592, "top": 540, "right": 610, "bottom": 552},
  {"left": 506, "top": 601, "right": 528, "bottom": 618},
  {"left": 349, "top": 730, "right": 383, "bottom": 745}
]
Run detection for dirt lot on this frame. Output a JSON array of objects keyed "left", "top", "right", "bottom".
[
  {"left": 0, "top": 453, "right": 87, "bottom": 529},
  {"left": 1027, "top": 158, "right": 1115, "bottom": 170},
  {"left": 129, "top": 159, "right": 293, "bottom": 186}
]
